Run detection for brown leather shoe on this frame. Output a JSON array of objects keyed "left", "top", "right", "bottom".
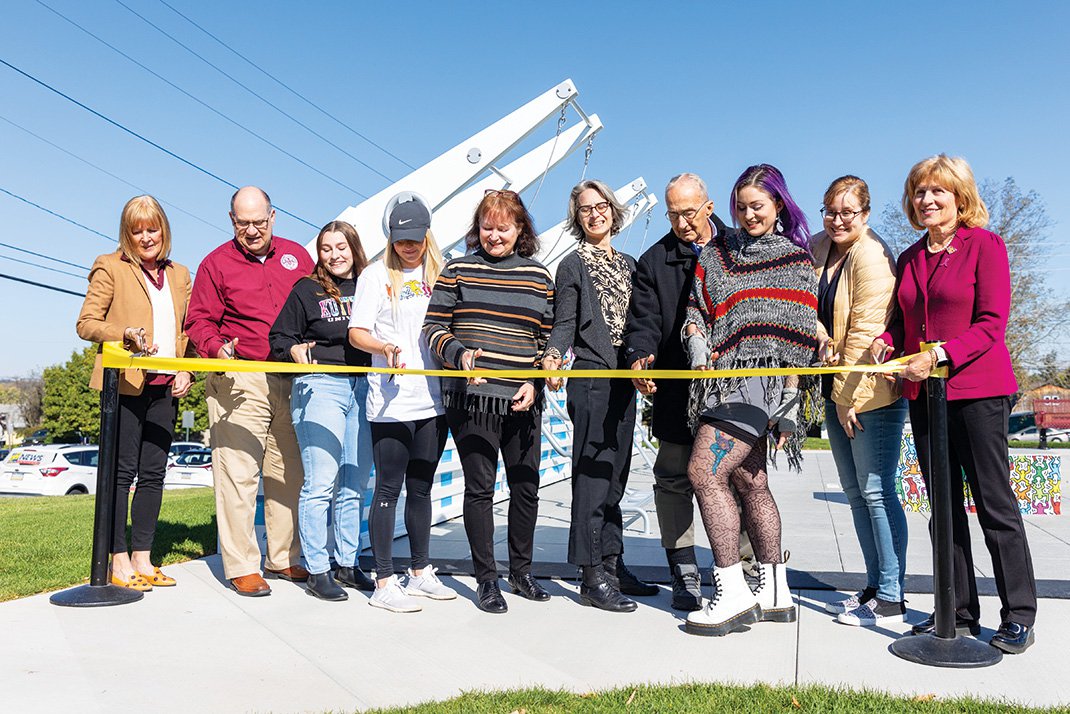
[
  {"left": 230, "top": 573, "right": 271, "bottom": 597},
  {"left": 264, "top": 564, "right": 310, "bottom": 582}
]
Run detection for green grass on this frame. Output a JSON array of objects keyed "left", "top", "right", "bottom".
[
  {"left": 803, "top": 437, "right": 830, "bottom": 449},
  {"left": 361, "top": 683, "right": 1065, "bottom": 713},
  {"left": 1009, "top": 440, "right": 1069, "bottom": 449},
  {"left": 0, "top": 488, "right": 216, "bottom": 601}
]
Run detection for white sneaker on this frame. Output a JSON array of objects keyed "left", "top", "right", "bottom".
[
  {"left": 824, "top": 587, "right": 877, "bottom": 615},
  {"left": 405, "top": 565, "right": 457, "bottom": 600},
  {"left": 369, "top": 575, "right": 423, "bottom": 613},
  {"left": 751, "top": 561, "right": 797, "bottom": 623},
  {"left": 685, "top": 562, "right": 761, "bottom": 637},
  {"left": 837, "top": 597, "right": 905, "bottom": 627}
]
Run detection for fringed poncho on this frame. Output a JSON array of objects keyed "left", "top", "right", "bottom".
[{"left": 684, "top": 230, "right": 819, "bottom": 469}]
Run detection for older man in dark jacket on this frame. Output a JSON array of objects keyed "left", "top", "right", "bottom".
[{"left": 622, "top": 173, "right": 727, "bottom": 610}]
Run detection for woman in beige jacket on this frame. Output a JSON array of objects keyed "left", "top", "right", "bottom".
[
  {"left": 76, "top": 195, "right": 195, "bottom": 591},
  {"left": 810, "top": 176, "right": 908, "bottom": 627}
]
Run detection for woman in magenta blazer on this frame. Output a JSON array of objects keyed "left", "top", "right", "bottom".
[{"left": 873, "top": 154, "right": 1036, "bottom": 655}]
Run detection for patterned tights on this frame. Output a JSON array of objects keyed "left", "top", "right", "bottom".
[{"left": 687, "top": 423, "right": 782, "bottom": 567}]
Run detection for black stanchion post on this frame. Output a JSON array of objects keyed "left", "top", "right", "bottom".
[
  {"left": 50, "top": 366, "right": 143, "bottom": 607},
  {"left": 890, "top": 357, "right": 1001, "bottom": 667}
]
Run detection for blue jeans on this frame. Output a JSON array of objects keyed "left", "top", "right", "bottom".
[
  {"left": 291, "top": 374, "right": 373, "bottom": 574},
  {"left": 826, "top": 398, "right": 908, "bottom": 601}
]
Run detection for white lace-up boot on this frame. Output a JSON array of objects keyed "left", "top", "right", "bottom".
[
  {"left": 752, "top": 560, "right": 796, "bottom": 623},
  {"left": 685, "top": 562, "right": 761, "bottom": 636}
]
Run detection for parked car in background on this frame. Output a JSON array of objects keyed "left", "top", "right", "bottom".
[
  {"left": 168, "top": 441, "right": 208, "bottom": 465},
  {"left": 1008, "top": 425, "right": 1069, "bottom": 443},
  {"left": 21, "top": 428, "right": 49, "bottom": 446},
  {"left": 164, "top": 449, "right": 213, "bottom": 489},
  {"left": 0, "top": 445, "right": 99, "bottom": 496},
  {"left": 1008, "top": 411, "right": 1035, "bottom": 436}
]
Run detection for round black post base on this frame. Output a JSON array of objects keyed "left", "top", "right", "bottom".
[
  {"left": 50, "top": 584, "right": 144, "bottom": 608},
  {"left": 890, "top": 633, "right": 1003, "bottom": 668}
]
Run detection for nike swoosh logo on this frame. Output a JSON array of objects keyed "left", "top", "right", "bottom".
[{"left": 399, "top": 219, "right": 412, "bottom": 225}]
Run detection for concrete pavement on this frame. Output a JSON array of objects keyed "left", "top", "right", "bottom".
[{"left": 0, "top": 449, "right": 1066, "bottom": 712}]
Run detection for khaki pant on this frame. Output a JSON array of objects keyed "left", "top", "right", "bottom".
[
  {"left": 206, "top": 371, "right": 304, "bottom": 579},
  {"left": 652, "top": 440, "right": 696, "bottom": 549}
]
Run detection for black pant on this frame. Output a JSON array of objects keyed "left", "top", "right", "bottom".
[
  {"left": 368, "top": 415, "right": 448, "bottom": 576},
  {"left": 446, "top": 406, "right": 540, "bottom": 583},
  {"left": 910, "top": 393, "right": 1038, "bottom": 626},
  {"left": 114, "top": 384, "right": 176, "bottom": 553},
  {"left": 566, "top": 370, "right": 636, "bottom": 566}
]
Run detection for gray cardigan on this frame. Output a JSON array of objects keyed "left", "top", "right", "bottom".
[{"left": 546, "top": 248, "right": 636, "bottom": 369}]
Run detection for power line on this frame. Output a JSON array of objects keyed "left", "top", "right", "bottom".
[
  {"left": 157, "top": 0, "right": 415, "bottom": 172},
  {"left": 34, "top": 0, "right": 367, "bottom": 199},
  {"left": 0, "top": 272, "right": 85, "bottom": 297},
  {"left": 114, "top": 0, "right": 397, "bottom": 184},
  {"left": 0, "top": 56, "right": 317, "bottom": 229},
  {"left": 0, "top": 186, "right": 114, "bottom": 242},
  {"left": 0, "top": 253, "right": 88, "bottom": 280},
  {"left": 0, "top": 242, "right": 89, "bottom": 272},
  {"left": 0, "top": 113, "right": 228, "bottom": 236}
]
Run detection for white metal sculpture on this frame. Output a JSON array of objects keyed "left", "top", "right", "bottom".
[{"left": 320, "top": 79, "right": 601, "bottom": 261}]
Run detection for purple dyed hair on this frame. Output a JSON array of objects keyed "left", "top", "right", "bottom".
[{"left": 730, "top": 164, "right": 811, "bottom": 254}]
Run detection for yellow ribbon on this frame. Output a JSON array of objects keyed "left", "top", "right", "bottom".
[{"left": 101, "top": 341, "right": 913, "bottom": 380}]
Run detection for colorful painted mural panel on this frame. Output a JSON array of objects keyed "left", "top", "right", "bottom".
[{"left": 895, "top": 434, "right": 1061, "bottom": 515}]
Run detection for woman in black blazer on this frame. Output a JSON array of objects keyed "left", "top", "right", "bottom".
[{"left": 543, "top": 179, "right": 658, "bottom": 612}]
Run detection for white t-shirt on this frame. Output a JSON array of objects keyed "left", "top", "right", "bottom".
[{"left": 349, "top": 260, "right": 443, "bottom": 422}]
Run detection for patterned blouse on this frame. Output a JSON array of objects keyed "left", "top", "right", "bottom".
[{"left": 578, "top": 241, "right": 632, "bottom": 347}]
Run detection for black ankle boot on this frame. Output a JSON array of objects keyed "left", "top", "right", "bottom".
[
  {"left": 305, "top": 571, "right": 348, "bottom": 601},
  {"left": 604, "top": 554, "right": 659, "bottom": 597},
  {"left": 580, "top": 565, "right": 637, "bottom": 613}
]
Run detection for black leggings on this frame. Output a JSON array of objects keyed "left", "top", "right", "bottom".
[
  {"left": 114, "top": 384, "right": 176, "bottom": 553},
  {"left": 368, "top": 415, "right": 448, "bottom": 577}
]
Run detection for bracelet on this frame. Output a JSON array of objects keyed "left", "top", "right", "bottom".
[{"left": 927, "top": 350, "right": 939, "bottom": 368}]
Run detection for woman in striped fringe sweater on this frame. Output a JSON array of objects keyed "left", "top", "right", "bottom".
[
  {"left": 680, "top": 164, "right": 819, "bottom": 637},
  {"left": 423, "top": 190, "right": 555, "bottom": 614}
]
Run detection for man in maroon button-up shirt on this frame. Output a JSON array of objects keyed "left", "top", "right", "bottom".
[{"left": 186, "top": 186, "right": 315, "bottom": 596}]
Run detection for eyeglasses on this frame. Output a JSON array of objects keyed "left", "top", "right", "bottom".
[
  {"left": 232, "top": 217, "right": 270, "bottom": 231},
  {"left": 819, "top": 208, "right": 865, "bottom": 223},
  {"left": 578, "top": 201, "right": 611, "bottom": 217},
  {"left": 665, "top": 202, "right": 709, "bottom": 223},
  {"left": 484, "top": 189, "right": 520, "bottom": 200}
]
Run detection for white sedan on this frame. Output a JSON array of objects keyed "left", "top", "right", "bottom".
[
  {"left": 0, "top": 445, "right": 99, "bottom": 496},
  {"left": 164, "top": 449, "right": 213, "bottom": 489}
]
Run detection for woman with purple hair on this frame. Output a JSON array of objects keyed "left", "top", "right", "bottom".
[{"left": 680, "top": 164, "right": 819, "bottom": 636}]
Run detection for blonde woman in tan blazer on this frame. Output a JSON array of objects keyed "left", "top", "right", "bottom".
[
  {"left": 810, "top": 176, "right": 908, "bottom": 628},
  {"left": 76, "top": 195, "right": 195, "bottom": 591}
]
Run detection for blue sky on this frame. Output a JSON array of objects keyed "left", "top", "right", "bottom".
[{"left": 2, "top": 1, "right": 1068, "bottom": 377}]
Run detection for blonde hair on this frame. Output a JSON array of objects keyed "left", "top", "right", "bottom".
[
  {"left": 118, "top": 195, "right": 171, "bottom": 265},
  {"left": 902, "top": 154, "right": 989, "bottom": 231},
  {"left": 385, "top": 230, "right": 443, "bottom": 316}
]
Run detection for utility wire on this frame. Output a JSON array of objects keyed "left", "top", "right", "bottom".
[
  {"left": 34, "top": 0, "right": 366, "bottom": 199},
  {"left": 0, "top": 253, "right": 88, "bottom": 280},
  {"left": 0, "top": 57, "right": 317, "bottom": 229},
  {"left": 0, "top": 272, "right": 85, "bottom": 297},
  {"left": 157, "top": 0, "right": 415, "bottom": 172},
  {"left": 0, "top": 186, "right": 114, "bottom": 242},
  {"left": 0, "top": 113, "right": 228, "bottom": 236},
  {"left": 115, "top": 0, "right": 396, "bottom": 184},
  {"left": 0, "top": 242, "right": 89, "bottom": 272}
]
